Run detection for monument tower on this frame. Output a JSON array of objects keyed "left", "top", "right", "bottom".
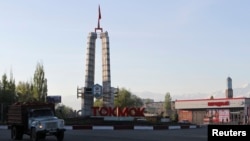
[{"left": 77, "top": 5, "right": 115, "bottom": 116}]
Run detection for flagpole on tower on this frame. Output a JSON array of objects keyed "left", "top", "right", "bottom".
[{"left": 95, "top": 5, "right": 103, "bottom": 32}]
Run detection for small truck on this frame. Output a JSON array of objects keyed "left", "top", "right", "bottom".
[{"left": 7, "top": 102, "right": 66, "bottom": 141}]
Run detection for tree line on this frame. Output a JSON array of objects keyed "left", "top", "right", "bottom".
[
  {"left": 0, "top": 62, "right": 49, "bottom": 122},
  {"left": 0, "top": 62, "right": 47, "bottom": 104},
  {"left": 0, "top": 62, "right": 175, "bottom": 121}
]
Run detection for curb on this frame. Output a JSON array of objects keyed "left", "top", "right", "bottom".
[
  {"left": 0, "top": 125, "right": 201, "bottom": 130},
  {"left": 71, "top": 125, "right": 201, "bottom": 130}
]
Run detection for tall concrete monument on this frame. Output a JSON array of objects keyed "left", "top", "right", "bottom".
[{"left": 77, "top": 6, "right": 115, "bottom": 116}]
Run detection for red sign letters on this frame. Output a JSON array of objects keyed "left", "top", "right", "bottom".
[{"left": 92, "top": 107, "right": 145, "bottom": 117}]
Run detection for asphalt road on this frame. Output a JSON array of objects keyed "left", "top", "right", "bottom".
[{"left": 0, "top": 127, "right": 207, "bottom": 141}]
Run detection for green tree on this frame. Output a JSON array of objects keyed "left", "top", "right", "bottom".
[
  {"left": 114, "top": 88, "right": 143, "bottom": 108},
  {"left": 0, "top": 73, "right": 16, "bottom": 122},
  {"left": 33, "top": 62, "right": 47, "bottom": 102},
  {"left": 55, "top": 104, "right": 74, "bottom": 119},
  {"left": 94, "top": 99, "right": 103, "bottom": 107},
  {"left": 171, "top": 112, "right": 178, "bottom": 122},
  {"left": 131, "top": 94, "right": 143, "bottom": 107},
  {"left": 144, "top": 98, "right": 154, "bottom": 104},
  {"left": 0, "top": 73, "right": 16, "bottom": 104},
  {"left": 164, "top": 92, "right": 172, "bottom": 117},
  {"left": 16, "top": 80, "right": 34, "bottom": 102}
]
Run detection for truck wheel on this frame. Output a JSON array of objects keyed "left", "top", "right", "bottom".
[
  {"left": 30, "top": 128, "right": 38, "bottom": 141},
  {"left": 11, "top": 126, "right": 17, "bottom": 140},
  {"left": 11, "top": 126, "right": 23, "bottom": 140},
  {"left": 56, "top": 131, "right": 64, "bottom": 141}
]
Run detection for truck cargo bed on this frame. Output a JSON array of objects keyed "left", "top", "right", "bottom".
[{"left": 7, "top": 102, "right": 55, "bottom": 126}]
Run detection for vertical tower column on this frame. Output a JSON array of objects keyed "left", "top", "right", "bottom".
[
  {"left": 225, "top": 77, "right": 233, "bottom": 98},
  {"left": 101, "top": 31, "right": 113, "bottom": 107},
  {"left": 82, "top": 32, "right": 97, "bottom": 116}
]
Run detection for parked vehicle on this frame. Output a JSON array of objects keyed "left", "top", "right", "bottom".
[{"left": 7, "top": 102, "right": 66, "bottom": 141}]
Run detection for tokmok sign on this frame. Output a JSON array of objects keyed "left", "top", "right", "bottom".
[{"left": 92, "top": 107, "right": 145, "bottom": 117}]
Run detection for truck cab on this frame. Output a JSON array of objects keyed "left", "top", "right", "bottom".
[{"left": 28, "top": 108, "right": 65, "bottom": 141}]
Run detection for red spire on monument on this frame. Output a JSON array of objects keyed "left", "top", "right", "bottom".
[{"left": 95, "top": 5, "right": 103, "bottom": 32}]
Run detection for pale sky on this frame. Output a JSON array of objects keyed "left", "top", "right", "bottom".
[{"left": 1, "top": 0, "right": 250, "bottom": 110}]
